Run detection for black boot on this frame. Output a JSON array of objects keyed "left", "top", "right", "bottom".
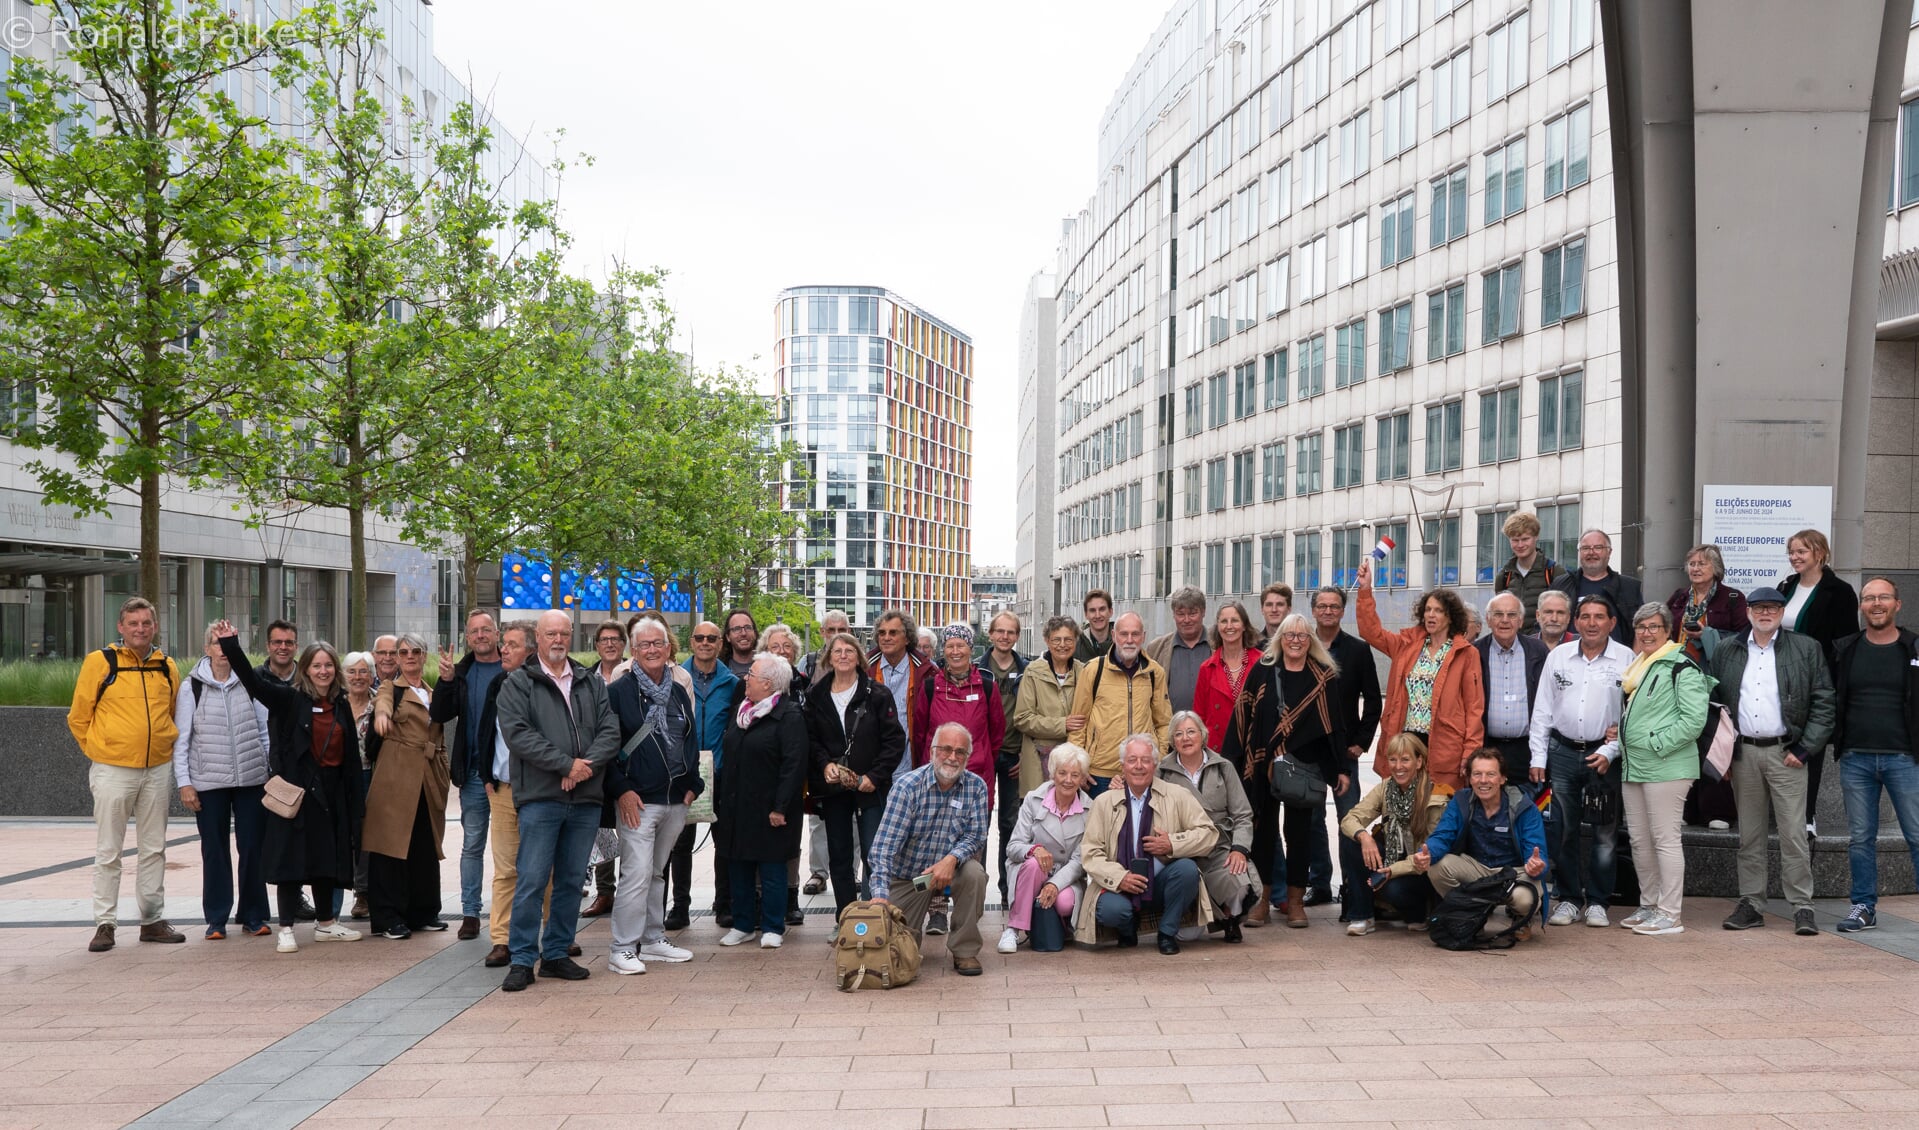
[{"left": 785, "top": 887, "right": 804, "bottom": 927}]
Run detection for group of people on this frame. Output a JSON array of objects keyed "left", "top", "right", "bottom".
[{"left": 67, "top": 515, "right": 1919, "bottom": 984}]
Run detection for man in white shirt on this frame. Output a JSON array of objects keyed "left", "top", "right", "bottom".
[{"left": 1528, "top": 594, "right": 1634, "bottom": 928}]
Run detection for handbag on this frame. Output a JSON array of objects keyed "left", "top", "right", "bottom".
[
  {"left": 1268, "top": 754, "right": 1324, "bottom": 806},
  {"left": 833, "top": 899, "right": 922, "bottom": 990},
  {"left": 261, "top": 774, "right": 305, "bottom": 819},
  {"left": 1580, "top": 780, "right": 1620, "bottom": 828}
]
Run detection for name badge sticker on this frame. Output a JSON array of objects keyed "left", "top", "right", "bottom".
[{"left": 950, "top": 798, "right": 963, "bottom": 810}]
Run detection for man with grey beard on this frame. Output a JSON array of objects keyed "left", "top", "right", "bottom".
[{"left": 868, "top": 721, "right": 991, "bottom": 976}]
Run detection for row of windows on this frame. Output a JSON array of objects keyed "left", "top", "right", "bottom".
[
  {"left": 1057, "top": 481, "right": 1146, "bottom": 548},
  {"left": 1059, "top": 410, "right": 1146, "bottom": 489}
]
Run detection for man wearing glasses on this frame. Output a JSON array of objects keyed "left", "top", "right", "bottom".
[
  {"left": 1832, "top": 579, "right": 1919, "bottom": 934},
  {"left": 869, "top": 722, "right": 991, "bottom": 976},
  {"left": 666, "top": 620, "right": 742, "bottom": 928},
  {"left": 261, "top": 620, "right": 299, "bottom": 688},
  {"left": 371, "top": 635, "right": 399, "bottom": 689},
  {"left": 578, "top": 621, "right": 631, "bottom": 920},
  {"left": 1548, "top": 529, "right": 1643, "bottom": 646},
  {"left": 867, "top": 609, "right": 927, "bottom": 776},
  {"left": 427, "top": 609, "right": 505, "bottom": 940},
  {"left": 1303, "top": 586, "right": 1383, "bottom": 916},
  {"left": 722, "top": 610, "right": 759, "bottom": 680}
]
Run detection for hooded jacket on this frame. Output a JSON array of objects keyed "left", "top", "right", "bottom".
[{"left": 172, "top": 657, "right": 271, "bottom": 790}]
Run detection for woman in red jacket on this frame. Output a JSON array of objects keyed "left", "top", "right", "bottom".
[
  {"left": 1193, "top": 601, "right": 1258, "bottom": 752},
  {"left": 1355, "top": 559, "right": 1484, "bottom": 790}
]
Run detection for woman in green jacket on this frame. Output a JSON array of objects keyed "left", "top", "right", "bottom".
[{"left": 1618, "top": 602, "right": 1713, "bottom": 936}]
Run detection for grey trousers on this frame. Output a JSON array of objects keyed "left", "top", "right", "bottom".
[
  {"left": 885, "top": 859, "right": 986, "bottom": 959},
  {"left": 610, "top": 802, "right": 688, "bottom": 949},
  {"left": 1732, "top": 739, "right": 1812, "bottom": 911}
]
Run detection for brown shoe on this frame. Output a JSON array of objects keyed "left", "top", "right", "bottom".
[
  {"left": 457, "top": 916, "right": 480, "bottom": 940},
  {"left": 1284, "top": 887, "right": 1310, "bottom": 929},
  {"left": 567, "top": 943, "right": 582, "bottom": 957},
  {"left": 88, "top": 924, "right": 114, "bottom": 952},
  {"left": 348, "top": 895, "right": 369, "bottom": 920},
  {"left": 952, "top": 956, "right": 983, "bottom": 977},
  {"left": 1246, "top": 885, "right": 1273, "bottom": 928},
  {"left": 139, "top": 920, "right": 186, "bottom": 944},
  {"left": 484, "top": 944, "right": 511, "bottom": 967},
  {"left": 580, "top": 894, "right": 614, "bottom": 919}
]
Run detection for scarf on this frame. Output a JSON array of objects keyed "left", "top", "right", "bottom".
[
  {"left": 1622, "top": 640, "right": 1679, "bottom": 696},
  {"left": 632, "top": 662, "right": 674, "bottom": 739},
  {"left": 1115, "top": 787, "right": 1156, "bottom": 909},
  {"left": 1380, "top": 778, "right": 1418, "bottom": 865},
  {"left": 736, "top": 690, "right": 780, "bottom": 730},
  {"left": 1683, "top": 583, "right": 1716, "bottom": 632}
]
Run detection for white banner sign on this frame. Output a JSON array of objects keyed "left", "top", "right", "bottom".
[{"left": 1700, "top": 485, "right": 1833, "bottom": 591}]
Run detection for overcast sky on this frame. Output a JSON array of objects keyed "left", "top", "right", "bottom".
[{"left": 433, "top": 0, "right": 1174, "bottom": 568}]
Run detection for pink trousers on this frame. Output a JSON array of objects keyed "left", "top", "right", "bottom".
[{"left": 1006, "top": 855, "right": 1075, "bottom": 930}]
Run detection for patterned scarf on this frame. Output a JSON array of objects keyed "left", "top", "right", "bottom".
[
  {"left": 1683, "top": 583, "right": 1716, "bottom": 633},
  {"left": 1115, "top": 787, "right": 1156, "bottom": 909},
  {"left": 632, "top": 662, "right": 674, "bottom": 738},
  {"left": 736, "top": 690, "right": 781, "bottom": 730},
  {"left": 1380, "top": 778, "right": 1417, "bottom": 865}
]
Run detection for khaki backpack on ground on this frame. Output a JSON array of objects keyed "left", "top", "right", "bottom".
[{"left": 833, "top": 899, "right": 921, "bottom": 990}]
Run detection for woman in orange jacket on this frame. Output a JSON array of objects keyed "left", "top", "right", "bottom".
[{"left": 1354, "top": 559, "right": 1484, "bottom": 790}]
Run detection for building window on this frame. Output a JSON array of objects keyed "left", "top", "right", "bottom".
[
  {"left": 1383, "top": 0, "right": 1417, "bottom": 48},
  {"left": 1186, "top": 220, "right": 1205, "bottom": 277},
  {"left": 1381, "top": 191, "right": 1415, "bottom": 268},
  {"left": 1375, "top": 520, "right": 1409, "bottom": 587},
  {"left": 1427, "top": 282, "right": 1466, "bottom": 359},
  {"left": 1295, "top": 431, "right": 1324, "bottom": 495},
  {"left": 1432, "top": 47, "right": 1471, "bottom": 132},
  {"left": 1299, "top": 38, "right": 1330, "bottom": 107},
  {"left": 1207, "top": 370, "right": 1230, "bottom": 428},
  {"left": 1487, "top": 12, "right": 1529, "bottom": 101},
  {"left": 1477, "top": 509, "right": 1515, "bottom": 583},
  {"left": 1207, "top": 287, "right": 1229, "bottom": 346},
  {"left": 1484, "top": 135, "right": 1526, "bottom": 223},
  {"left": 1376, "top": 411, "right": 1410, "bottom": 480},
  {"left": 1338, "top": 109, "right": 1371, "bottom": 183},
  {"left": 1382, "top": 79, "right": 1418, "bottom": 158},
  {"left": 1261, "top": 441, "right": 1287, "bottom": 501},
  {"left": 1266, "top": 160, "right": 1293, "bottom": 225},
  {"left": 1545, "top": 104, "right": 1592, "bottom": 196},
  {"left": 1300, "top": 135, "right": 1330, "bottom": 202},
  {"left": 1261, "top": 535, "right": 1286, "bottom": 585},
  {"left": 1335, "top": 215, "right": 1370, "bottom": 287},
  {"left": 1299, "top": 234, "right": 1328, "bottom": 300},
  {"left": 1547, "top": 0, "right": 1594, "bottom": 66},
  {"left": 1331, "top": 527, "right": 1365, "bottom": 587},
  {"left": 1294, "top": 531, "right": 1323, "bottom": 591},
  {"left": 1265, "top": 75, "right": 1295, "bottom": 134},
  {"left": 1333, "top": 424, "right": 1366, "bottom": 488},
  {"left": 1422, "top": 515, "right": 1462, "bottom": 585},
  {"left": 1206, "top": 458, "right": 1227, "bottom": 512},
  {"left": 1898, "top": 98, "right": 1919, "bottom": 209},
  {"left": 1233, "top": 361, "right": 1258, "bottom": 419},
  {"left": 1425, "top": 400, "right": 1463, "bottom": 472},
  {"left": 1185, "top": 300, "right": 1202, "bottom": 357},
  {"left": 1336, "top": 6, "right": 1373, "bottom": 84},
  {"left": 1209, "top": 203, "right": 1228, "bottom": 261},
  {"left": 808, "top": 296, "right": 839, "bottom": 333},
  {"left": 1541, "top": 237, "right": 1587, "bottom": 324},
  {"left": 1335, "top": 319, "right": 1368, "bottom": 388},
  {"left": 1537, "top": 500, "right": 1582, "bottom": 566},
  {"left": 1184, "top": 545, "right": 1202, "bottom": 586},
  {"left": 1183, "top": 384, "right": 1202, "bottom": 437},
  {"left": 1263, "top": 348, "right": 1289, "bottom": 408},
  {"left": 1233, "top": 273, "right": 1257, "bottom": 333},
  {"left": 1429, "top": 165, "right": 1468, "bottom": 247},
  {"left": 1299, "top": 333, "right": 1327, "bottom": 398},
  {"left": 848, "top": 296, "right": 879, "bottom": 334},
  {"left": 1481, "top": 261, "right": 1523, "bottom": 343},
  {"left": 1539, "top": 369, "right": 1585, "bottom": 453},
  {"left": 1263, "top": 255, "right": 1291, "bottom": 317},
  {"left": 1205, "top": 543, "right": 1226, "bottom": 595},
  {"left": 1478, "top": 385, "right": 1521, "bottom": 464},
  {"left": 1183, "top": 463, "right": 1202, "bottom": 516},
  {"left": 1231, "top": 538, "right": 1254, "bottom": 593},
  {"left": 0, "top": 379, "right": 38, "bottom": 436},
  {"left": 1233, "top": 181, "right": 1259, "bottom": 245},
  {"left": 1232, "top": 449, "right": 1257, "bottom": 506},
  {"left": 1379, "top": 301, "right": 1413, "bottom": 373}
]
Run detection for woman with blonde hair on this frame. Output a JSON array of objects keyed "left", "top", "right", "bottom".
[
  {"left": 1340, "top": 733, "right": 1449, "bottom": 934},
  {"left": 1776, "top": 528, "right": 1858, "bottom": 837},
  {"left": 365, "top": 633, "right": 449, "bottom": 940}
]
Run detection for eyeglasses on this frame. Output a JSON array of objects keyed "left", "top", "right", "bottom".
[
  {"left": 634, "top": 639, "right": 669, "bottom": 650},
  {"left": 1863, "top": 594, "right": 1899, "bottom": 604},
  {"left": 727, "top": 625, "right": 755, "bottom": 634},
  {"left": 596, "top": 637, "right": 625, "bottom": 646},
  {"left": 691, "top": 633, "right": 720, "bottom": 642},
  {"left": 876, "top": 628, "right": 904, "bottom": 637},
  {"left": 931, "top": 744, "right": 967, "bottom": 756},
  {"left": 397, "top": 648, "right": 423, "bottom": 656},
  {"left": 1280, "top": 632, "right": 1312, "bottom": 642}
]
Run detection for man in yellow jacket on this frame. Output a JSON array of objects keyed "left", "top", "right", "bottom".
[
  {"left": 1065, "top": 612, "right": 1171, "bottom": 796},
  {"left": 68, "top": 596, "right": 183, "bottom": 951}
]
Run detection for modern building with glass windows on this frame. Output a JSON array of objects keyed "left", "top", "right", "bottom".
[
  {"left": 1036, "top": 0, "right": 1613, "bottom": 630},
  {"left": 0, "top": 0, "right": 548, "bottom": 656},
  {"left": 771, "top": 286, "right": 975, "bottom": 631}
]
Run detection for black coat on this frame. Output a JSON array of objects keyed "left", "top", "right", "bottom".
[
  {"left": 1474, "top": 633, "right": 1550, "bottom": 734},
  {"left": 803, "top": 670, "right": 905, "bottom": 809},
  {"left": 1549, "top": 568, "right": 1644, "bottom": 645},
  {"left": 713, "top": 697, "right": 808, "bottom": 863},
  {"left": 1323, "top": 631, "right": 1384, "bottom": 754},
  {"left": 606, "top": 672, "right": 706, "bottom": 807},
  {"left": 1777, "top": 565, "right": 1860, "bottom": 669},
  {"left": 220, "top": 636, "right": 363, "bottom": 886}
]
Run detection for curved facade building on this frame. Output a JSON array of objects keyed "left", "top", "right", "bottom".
[
  {"left": 772, "top": 286, "right": 974, "bottom": 630},
  {"left": 1044, "top": 0, "right": 1616, "bottom": 628}
]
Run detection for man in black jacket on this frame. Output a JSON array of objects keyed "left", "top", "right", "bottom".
[
  {"left": 474, "top": 620, "right": 537, "bottom": 967},
  {"left": 1303, "top": 586, "right": 1383, "bottom": 913},
  {"left": 1831, "top": 578, "right": 1919, "bottom": 934},
  {"left": 1476, "top": 592, "right": 1550, "bottom": 789},
  {"left": 495, "top": 611, "right": 619, "bottom": 992},
  {"left": 1549, "top": 529, "right": 1643, "bottom": 646},
  {"left": 429, "top": 610, "right": 504, "bottom": 941},
  {"left": 604, "top": 618, "right": 705, "bottom": 975}
]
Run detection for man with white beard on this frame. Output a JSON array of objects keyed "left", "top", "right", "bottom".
[{"left": 868, "top": 721, "right": 991, "bottom": 976}]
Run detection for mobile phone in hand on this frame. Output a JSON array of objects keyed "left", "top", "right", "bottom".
[
  {"left": 911, "top": 871, "right": 933, "bottom": 890},
  {"left": 1127, "top": 858, "right": 1153, "bottom": 880}
]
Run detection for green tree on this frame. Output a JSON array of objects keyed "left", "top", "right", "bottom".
[{"left": 0, "top": 0, "right": 321, "bottom": 601}]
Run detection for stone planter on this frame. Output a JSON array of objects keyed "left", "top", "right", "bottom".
[{"left": 0, "top": 706, "right": 189, "bottom": 818}]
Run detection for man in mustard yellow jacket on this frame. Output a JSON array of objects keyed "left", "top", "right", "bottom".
[{"left": 68, "top": 597, "right": 183, "bottom": 951}]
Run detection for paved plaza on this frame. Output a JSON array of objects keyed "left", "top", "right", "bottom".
[{"left": 5, "top": 816, "right": 1919, "bottom": 1129}]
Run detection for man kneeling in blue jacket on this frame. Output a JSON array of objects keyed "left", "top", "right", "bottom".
[{"left": 1414, "top": 747, "right": 1550, "bottom": 940}]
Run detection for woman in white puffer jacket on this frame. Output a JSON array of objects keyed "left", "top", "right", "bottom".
[{"left": 173, "top": 622, "right": 273, "bottom": 940}]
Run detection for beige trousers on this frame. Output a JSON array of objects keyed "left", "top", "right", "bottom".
[
  {"left": 487, "top": 783, "right": 550, "bottom": 945},
  {"left": 90, "top": 761, "right": 174, "bottom": 926}
]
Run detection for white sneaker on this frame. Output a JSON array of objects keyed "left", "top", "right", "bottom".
[
  {"left": 1584, "top": 904, "right": 1610, "bottom": 928},
  {"left": 1632, "top": 912, "right": 1685, "bottom": 936},
  {"left": 1619, "top": 906, "right": 1655, "bottom": 930},
  {"left": 1547, "top": 902, "right": 1580, "bottom": 927},
  {"left": 275, "top": 927, "right": 298, "bottom": 953},
  {"left": 638, "top": 940, "right": 693, "bottom": 963},
  {"left": 312, "top": 922, "right": 361, "bottom": 942},
  {"left": 997, "top": 927, "right": 1019, "bottom": 954},
  {"left": 759, "top": 931, "right": 783, "bottom": 949},
  {"left": 1708, "top": 819, "right": 1730, "bottom": 831},
  {"left": 719, "top": 928, "right": 758, "bottom": 947},
  {"left": 1346, "top": 918, "right": 1375, "bottom": 936},
  {"left": 608, "top": 947, "right": 647, "bottom": 975}
]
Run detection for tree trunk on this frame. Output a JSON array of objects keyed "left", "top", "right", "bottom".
[
  {"left": 347, "top": 453, "right": 367, "bottom": 648},
  {"left": 461, "top": 534, "right": 481, "bottom": 615},
  {"left": 608, "top": 568, "right": 620, "bottom": 620}
]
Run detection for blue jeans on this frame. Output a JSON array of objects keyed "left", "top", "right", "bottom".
[
  {"left": 1842, "top": 752, "right": 1919, "bottom": 908},
  {"left": 1094, "top": 857, "right": 1201, "bottom": 941},
  {"left": 1546, "top": 737, "right": 1619, "bottom": 908},
  {"left": 728, "top": 858, "right": 789, "bottom": 936},
  {"left": 508, "top": 800, "right": 599, "bottom": 968},
  {"left": 195, "top": 784, "right": 270, "bottom": 932},
  {"left": 1086, "top": 775, "right": 1112, "bottom": 798},
  {"left": 459, "top": 769, "right": 491, "bottom": 918}
]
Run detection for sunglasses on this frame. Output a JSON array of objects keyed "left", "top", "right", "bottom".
[
  {"left": 398, "top": 648, "right": 423, "bottom": 656},
  {"left": 691, "top": 633, "right": 720, "bottom": 643}
]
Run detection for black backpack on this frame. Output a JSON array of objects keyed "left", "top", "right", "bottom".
[
  {"left": 94, "top": 646, "right": 175, "bottom": 708},
  {"left": 1429, "top": 866, "right": 1527, "bottom": 951}
]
